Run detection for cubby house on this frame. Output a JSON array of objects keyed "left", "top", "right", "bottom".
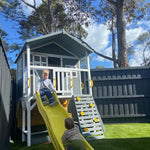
[
  {"left": 16, "top": 30, "right": 93, "bottom": 99},
  {"left": 16, "top": 30, "right": 105, "bottom": 146}
]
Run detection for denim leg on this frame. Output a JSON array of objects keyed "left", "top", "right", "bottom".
[
  {"left": 39, "top": 89, "right": 46, "bottom": 101},
  {"left": 44, "top": 89, "right": 54, "bottom": 103}
]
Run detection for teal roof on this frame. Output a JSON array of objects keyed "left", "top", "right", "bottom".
[{"left": 16, "top": 30, "right": 94, "bottom": 62}]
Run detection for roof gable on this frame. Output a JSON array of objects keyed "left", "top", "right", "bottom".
[{"left": 16, "top": 30, "right": 94, "bottom": 62}]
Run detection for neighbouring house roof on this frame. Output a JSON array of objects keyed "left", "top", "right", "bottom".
[{"left": 15, "top": 30, "right": 94, "bottom": 63}]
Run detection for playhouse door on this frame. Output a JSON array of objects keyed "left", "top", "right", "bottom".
[{"left": 53, "top": 69, "right": 72, "bottom": 96}]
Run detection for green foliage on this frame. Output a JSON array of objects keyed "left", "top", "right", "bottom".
[
  {"left": 95, "top": 66, "right": 105, "bottom": 69},
  {"left": 0, "top": 0, "right": 90, "bottom": 67},
  {"left": 3, "top": 0, "right": 89, "bottom": 40},
  {"left": 97, "top": 0, "right": 148, "bottom": 27},
  {"left": 137, "top": 31, "right": 150, "bottom": 45},
  {"left": 0, "top": 27, "right": 7, "bottom": 37},
  {"left": 137, "top": 30, "right": 150, "bottom": 66}
]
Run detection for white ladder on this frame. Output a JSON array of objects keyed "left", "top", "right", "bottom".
[{"left": 74, "top": 96, "right": 105, "bottom": 140}]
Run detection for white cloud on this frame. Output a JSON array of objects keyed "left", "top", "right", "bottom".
[
  {"left": 126, "top": 25, "right": 149, "bottom": 67},
  {"left": 86, "top": 21, "right": 149, "bottom": 67},
  {"left": 137, "top": 20, "right": 150, "bottom": 27},
  {"left": 85, "top": 23, "right": 111, "bottom": 51},
  {"left": 126, "top": 27, "right": 145, "bottom": 44}
]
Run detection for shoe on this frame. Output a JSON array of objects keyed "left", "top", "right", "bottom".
[
  {"left": 49, "top": 101, "right": 58, "bottom": 107},
  {"left": 43, "top": 101, "right": 49, "bottom": 105}
]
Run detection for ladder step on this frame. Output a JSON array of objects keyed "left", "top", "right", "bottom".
[
  {"left": 75, "top": 100, "right": 95, "bottom": 104},
  {"left": 80, "top": 123, "right": 102, "bottom": 129},
  {"left": 85, "top": 135, "right": 105, "bottom": 141},
  {"left": 80, "top": 119, "right": 93, "bottom": 124},
  {"left": 78, "top": 115, "right": 99, "bottom": 119},
  {"left": 76, "top": 108, "right": 97, "bottom": 111},
  {"left": 76, "top": 109, "right": 97, "bottom": 113},
  {"left": 82, "top": 131, "right": 104, "bottom": 136},
  {"left": 75, "top": 96, "right": 93, "bottom": 100},
  {"left": 81, "top": 126, "right": 103, "bottom": 132},
  {"left": 75, "top": 104, "right": 96, "bottom": 108}
]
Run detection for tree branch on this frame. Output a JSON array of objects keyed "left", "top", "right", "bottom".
[
  {"left": 80, "top": 38, "right": 117, "bottom": 62},
  {"left": 21, "top": 0, "right": 36, "bottom": 10},
  {"left": 42, "top": 0, "right": 47, "bottom": 6},
  {"left": 107, "top": 0, "right": 117, "bottom": 6},
  {"left": 92, "top": 48, "right": 117, "bottom": 62}
]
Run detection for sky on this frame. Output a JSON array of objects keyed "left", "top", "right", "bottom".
[
  {"left": 1, "top": 0, "right": 150, "bottom": 69},
  {"left": 85, "top": 20, "right": 150, "bottom": 68}
]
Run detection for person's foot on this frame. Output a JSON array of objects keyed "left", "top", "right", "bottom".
[
  {"left": 49, "top": 97, "right": 54, "bottom": 103},
  {"left": 43, "top": 100, "right": 49, "bottom": 105},
  {"left": 49, "top": 101, "right": 58, "bottom": 107}
]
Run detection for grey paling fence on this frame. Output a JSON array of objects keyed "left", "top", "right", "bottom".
[
  {"left": 0, "top": 38, "right": 12, "bottom": 150},
  {"left": 91, "top": 67, "right": 150, "bottom": 123}
]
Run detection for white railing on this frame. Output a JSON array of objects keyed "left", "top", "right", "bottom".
[
  {"left": 23, "top": 65, "right": 91, "bottom": 98},
  {"left": 53, "top": 69, "right": 72, "bottom": 94}
]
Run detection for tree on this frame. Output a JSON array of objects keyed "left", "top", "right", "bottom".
[
  {"left": 0, "top": 0, "right": 22, "bottom": 67},
  {"left": 3, "top": 0, "right": 90, "bottom": 40},
  {"left": 96, "top": 66, "right": 105, "bottom": 69},
  {"left": 93, "top": 0, "right": 149, "bottom": 67},
  {"left": 137, "top": 30, "right": 150, "bottom": 66},
  {"left": 0, "top": 0, "right": 11, "bottom": 51},
  {"left": 0, "top": 0, "right": 9, "bottom": 49},
  {"left": 1, "top": 0, "right": 91, "bottom": 67}
]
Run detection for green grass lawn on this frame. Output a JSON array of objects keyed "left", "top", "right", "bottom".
[{"left": 9, "top": 123, "right": 150, "bottom": 150}]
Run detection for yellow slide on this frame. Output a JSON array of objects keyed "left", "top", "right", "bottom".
[{"left": 35, "top": 92, "right": 94, "bottom": 150}]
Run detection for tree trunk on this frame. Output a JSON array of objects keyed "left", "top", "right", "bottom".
[
  {"left": 116, "top": 0, "right": 128, "bottom": 67},
  {"left": 112, "top": 28, "right": 117, "bottom": 68},
  {"left": 47, "top": 0, "right": 55, "bottom": 33}
]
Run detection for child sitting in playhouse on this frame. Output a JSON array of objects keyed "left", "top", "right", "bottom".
[
  {"left": 36, "top": 69, "right": 58, "bottom": 106},
  {"left": 62, "top": 117, "right": 86, "bottom": 150}
]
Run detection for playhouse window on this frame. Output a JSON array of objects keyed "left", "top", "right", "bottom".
[
  {"left": 33, "top": 55, "right": 48, "bottom": 66},
  {"left": 72, "top": 71, "right": 77, "bottom": 77},
  {"left": 41, "top": 57, "right": 46, "bottom": 62},
  {"left": 48, "top": 57, "right": 60, "bottom": 67},
  {"left": 30, "top": 54, "right": 33, "bottom": 65},
  {"left": 34, "top": 56, "right": 40, "bottom": 61},
  {"left": 41, "top": 56, "right": 47, "bottom": 66},
  {"left": 42, "top": 63, "right": 47, "bottom": 66},
  {"left": 34, "top": 55, "right": 40, "bottom": 66},
  {"left": 67, "top": 71, "right": 77, "bottom": 78}
]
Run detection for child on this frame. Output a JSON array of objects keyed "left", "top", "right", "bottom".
[
  {"left": 36, "top": 69, "right": 58, "bottom": 106},
  {"left": 62, "top": 117, "right": 86, "bottom": 150}
]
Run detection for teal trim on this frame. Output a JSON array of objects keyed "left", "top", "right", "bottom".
[{"left": 15, "top": 30, "right": 94, "bottom": 63}]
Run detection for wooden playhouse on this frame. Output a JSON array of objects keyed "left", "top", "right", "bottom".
[{"left": 15, "top": 30, "right": 105, "bottom": 146}]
